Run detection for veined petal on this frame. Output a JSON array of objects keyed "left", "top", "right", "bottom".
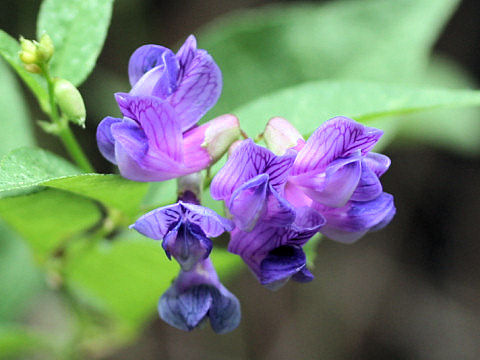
[
  {"left": 180, "top": 202, "right": 234, "bottom": 237},
  {"left": 115, "top": 95, "right": 184, "bottom": 163},
  {"left": 229, "top": 174, "right": 269, "bottom": 232},
  {"left": 209, "top": 285, "right": 242, "bottom": 334},
  {"left": 211, "top": 139, "right": 261, "bottom": 200},
  {"left": 111, "top": 120, "right": 186, "bottom": 181},
  {"left": 182, "top": 124, "right": 211, "bottom": 172},
  {"left": 287, "top": 207, "right": 326, "bottom": 246},
  {"left": 130, "top": 203, "right": 182, "bottom": 239},
  {"left": 171, "top": 222, "right": 212, "bottom": 271},
  {"left": 168, "top": 48, "right": 222, "bottom": 131},
  {"left": 293, "top": 116, "right": 383, "bottom": 175},
  {"left": 364, "top": 152, "right": 391, "bottom": 177},
  {"left": 350, "top": 160, "right": 383, "bottom": 202},
  {"left": 159, "top": 259, "right": 240, "bottom": 333},
  {"left": 211, "top": 139, "right": 294, "bottom": 200},
  {"left": 228, "top": 225, "right": 281, "bottom": 260},
  {"left": 291, "top": 153, "right": 362, "bottom": 207},
  {"left": 266, "top": 149, "right": 297, "bottom": 192},
  {"left": 128, "top": 44, "right": 178, "bottom": 89},
  {"left": 315, "top": 192, "right": 395, "bottom": 243},
  {"left": 176, "top": 35, "right": 197, "bottom": 77},
  {"left": 158, "top": 284, "right": 212, "bottom": 332},
  {"left": 96, "top": 116, "right": 122, "bottom": 164},
  {"left": 130, "top": 57, "right": 179, "bottom": 99},
  {"left": 263, "top": 185, "right": 296, "bottom": 227}
]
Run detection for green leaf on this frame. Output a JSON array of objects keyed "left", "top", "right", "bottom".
[
  {"left": 398, "top": 56, "right": 480, "bottom": 154},
  {"left": 64, "top": 236, "right": 178, "bottom": 331},
  {"left": 0, "top": 147, "right": 80, "bottom": 195},
  {"left": 199, "top": 0, "right": 459, "bottom": 117},
  {"left": 0, "top": 324, "right": 53, "bottom": 359},
  {"left": 44, "top": 174, "right": 149, "bottom": 218},
  {"left": 0, "top": 60, "right": 34, "bottom": 157},
  {"left": 141, "top": 180, "right": 177, "bottom": 209},
  {"left": 37, "top": 0, "right": 115, "bottom": 86},
  {"left": 0, "top": 30, "right": 49, "bottom": 112},
  {"left": 232, "top": 80, "right": 480, "bottom": 139},
  {"left": 0, "top": 221, "right": 42, "bottom": 322},
  {"left": 0, "top": 189, "right": 101, "bottom": 262},
  {"left": 65, "top": 235, "right": 242, "bottom": 332}
]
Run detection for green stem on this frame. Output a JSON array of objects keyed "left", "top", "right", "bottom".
[{"left": 42, "top": 65, "right": 94, "bottom": 173}]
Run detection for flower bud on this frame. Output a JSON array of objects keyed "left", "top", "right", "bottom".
[
  {"left": 19, "top": 37, "right": 38, "bottom": 65},
  {"left": 202, "top": 114, "right": 241, "bottom": 161},
  {"left": 37, "top": 33, "right": 54, "bottom": 62},
  {"left": 54, "top": 79, "right": 86, "bottom": 127},
  {"left": 263, "top": 117, "right": 304, "bottom": 155}
]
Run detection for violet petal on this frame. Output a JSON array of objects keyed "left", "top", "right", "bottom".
[
  {"left": 96, "top": 116, "right": 122, "bottom": 164},
  {"left": 293, "top": 116, "right": 383, "bottom": 175}
]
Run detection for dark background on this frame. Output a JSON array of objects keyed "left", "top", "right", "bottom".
[{"left": 1, "top": 0, "right": 480, "bottom": 359}]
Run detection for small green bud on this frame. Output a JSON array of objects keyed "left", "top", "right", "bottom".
[
  {"left": 54, "top": 78, "right": 86, "bottom": 127},
  {"left": 37, "top": 33, "right": 54, "bottom": 62},
  {"left": 19, "top": 36, "right": 38, "bottom": 64}
]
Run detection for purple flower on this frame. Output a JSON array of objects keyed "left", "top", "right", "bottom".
[
  {"left": 210, "top": 139, "right": 297, "bottom": 231},
  {"left": 97, "top": 35, "right": 234, "bottom": 182},
  {"left": 229, "top": 207, "right": 325, "bottom": 289},
  {"left": 159, "top": 258, "right": 241, "bottom": 333},
  {"left": 127, "top": 35, "right": 222, "bottom": 131},
  {"left": 97, "top": 95, "right": 240, "bottom": 181},
  {"left": 265, "top": 116, "right": 395, "bottom": 243},
  {"left": 131, "top": 201, "right": 234, "bottom": 271}
]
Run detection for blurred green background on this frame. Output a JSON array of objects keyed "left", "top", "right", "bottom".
[{"left": 1, "top": 0, "right": 480, "bottom": 359}]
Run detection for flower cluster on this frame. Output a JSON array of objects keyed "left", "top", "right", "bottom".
[{"left": 97, "top": 36, "right": 395, "bottom": 333}]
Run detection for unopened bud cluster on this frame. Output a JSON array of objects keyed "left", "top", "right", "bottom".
[{"left": 19, "top": 34, "right": 54, "bottom": 73}]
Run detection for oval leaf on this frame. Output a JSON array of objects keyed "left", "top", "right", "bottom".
[{"left": 37, "top": 0, "right": 115, "bottom": 86}]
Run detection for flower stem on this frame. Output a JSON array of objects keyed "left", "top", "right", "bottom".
[{"left": 42, "top": 65, "right": 94, "bottom": 173}]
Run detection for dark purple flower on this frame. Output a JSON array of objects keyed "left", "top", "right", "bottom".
[
  {"left": 127, "top": 35, "right": 222, "bottom": 131},
  {"left": 210, "top": 139, "right": 297, "bottom": 231},
  {"left": 229, "top": 207, "right": 325, "bottom": 289},
  {"left": 97, "top": 95, "right": 240, "bottom": 181},
  {"left": 159, "top": 258, "right": 241, "bottom": 333},
  {"left": 131, "top": 201, "right": 234, "bottom": 271}
]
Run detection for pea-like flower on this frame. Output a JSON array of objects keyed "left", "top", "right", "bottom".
[
  {"left": 210, "top": 139, "right": 297, "bottom": 232},
  {"left": 131, "top": 200, "right": 234, "bottom": 271},
  {"left": 229, "top": 206, "right": 325, "bottom": 289},
  {"left": 97, "top": 95, "right": 240, "bottom": 181},
  {"left": 159, "top": 258, "right": 241, "bottom": 333},
  {"left": 265, "top": 116, "right": 395, "bottom": 243},
  {"left": 97, "top": 36, "right": 236, "bottom": 181},
  {"left": 127, "top": 34, "right": 222, "bottom": 131}
]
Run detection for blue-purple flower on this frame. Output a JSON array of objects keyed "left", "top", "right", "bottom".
[
  {"left": 265, "top": 116, "right": 396, "bottom": 243},
  {"left": 210, "top": 139, "right": 297, "bottom": 232},
  {"left": 96, "top": 36, "right": 237, "bottom": 181},
  {"left": 131, "top": 201, "right": 234, "bottom": 270},
  {"left": 159, "top": 258, "right": 241, "bottom": 333},
  {"left": 127, "top": 34, "right": 221, "bottom": 131},
  {"left": 229, "top": 207, "right": 325, "bottom": 289}
]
